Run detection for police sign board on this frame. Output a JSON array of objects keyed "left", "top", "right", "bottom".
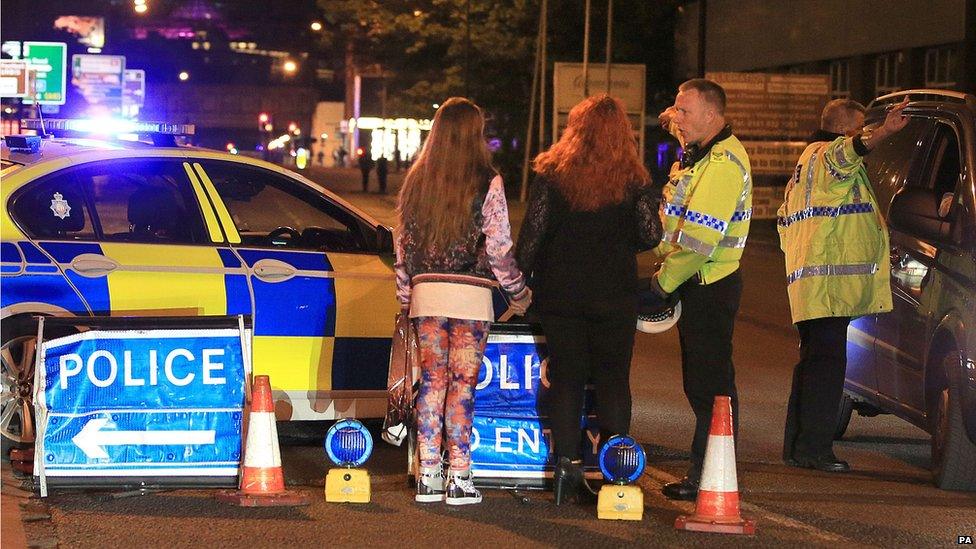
[
  {"left": 470, "top": 330, "right": 599, "bottom": 485},
  {"left": 35, "top": 327, "right": 247, "bottom": 488}
]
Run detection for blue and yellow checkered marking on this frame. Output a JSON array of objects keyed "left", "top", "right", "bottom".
[{"left": 777, "top": 203, "right": 874, "bottom": 228}]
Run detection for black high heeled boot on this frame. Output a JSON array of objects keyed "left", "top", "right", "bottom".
[
  {"left": 554, "top": 457, "right": 583, "bottom": 506},
  {"left": 554, "top": 457, "right": 598, "bottom": 505}
]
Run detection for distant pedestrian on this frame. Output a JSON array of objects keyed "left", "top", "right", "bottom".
[
  {"left": 358, "top": 152, "right": 374, "bottom": 192},
  {"left": 396, "top": 97, "right": 531, "bottom": 506},
  {"left": 778, "top": 98, "right": 909, "bottom": 473},
  {"left": 516, "top": 94, "right": 662, "bottom": 505},
  {"left": 317, "top": 149, "right": 325, "bottom": 166},
  {"left": 393, "top": 147, "right": 402, "bottom": 172},
  {"left": 376, "top": 156, "right": 389, "bottom": 194}
]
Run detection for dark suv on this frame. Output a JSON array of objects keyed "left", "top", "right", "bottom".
[{"left": 837, "top": 90, "right": 976, "bottom": 491}]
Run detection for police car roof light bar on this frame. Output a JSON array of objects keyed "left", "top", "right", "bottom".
[{"left": 21, "top": 118, "right": 196, "bottom": 137}]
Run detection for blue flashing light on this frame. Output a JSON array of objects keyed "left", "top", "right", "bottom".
[
  {"left": 324, "top": 419, "right": 373, "bottom": 467},
  {"left": 21, "top": 118, "right": 195, "bottom": 136},
  {"left": 599, "top": 435, "right": 646, "bottom": 484}
]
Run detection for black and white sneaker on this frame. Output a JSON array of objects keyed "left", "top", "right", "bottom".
[
  {"left": 415, "top": 466, "right": 445, "bottom": 503},
  {"left": 445, "top": 471, "right": 482, "bottom": 506}
]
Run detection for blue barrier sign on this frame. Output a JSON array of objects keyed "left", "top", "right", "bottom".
[
  {"left": 471, "top": 331, "right": 599, "bottom": 482},
  {"left": 35, "top": 328, "right": 247, "bottom": 481}
]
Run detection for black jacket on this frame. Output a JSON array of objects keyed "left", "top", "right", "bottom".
[{"left": 515, "top": 176, "right": 663, "bottom": 317}]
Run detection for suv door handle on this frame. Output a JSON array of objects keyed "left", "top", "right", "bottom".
[
  {"left": 70, "top": 254, "right": 119, "bottom": 277},
  {"left": 252, "top": 258, "right": 297, "bottom": 282}
]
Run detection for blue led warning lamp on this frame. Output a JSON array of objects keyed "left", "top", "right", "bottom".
[
  {"left": 324, "top": 419, "right": 373, "bottom": 467},
  {"left": 599, "top": 435, "right": 646, "bottom": 484},
  {"left": 21, "top": 118, "right": 195, "bottom": 136}
]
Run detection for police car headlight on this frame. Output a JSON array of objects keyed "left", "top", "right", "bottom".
[
  {"left": 324, "top": 419, "right": 373, "bottom": 467},
  {"left": 599, "top": 435, "right": 646, "bottom": 484}
]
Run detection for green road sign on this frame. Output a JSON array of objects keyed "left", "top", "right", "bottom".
[{"left": 23, "top": 41, "right": 67, "bottom": 105}]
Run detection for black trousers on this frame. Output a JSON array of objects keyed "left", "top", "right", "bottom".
[
  {"left": 360, "top": 169, "right": 370, "bottom": 191},
  {"left": 782, "top": 316, "right": 850, "bottom": 461},
  {"left": 541, "top": 308, "right": 635, "bottom": 460},
  {"left": 676, "top": 270, "right": 742, "bottom": 482}
]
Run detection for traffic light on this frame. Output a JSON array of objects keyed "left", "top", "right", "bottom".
[{"left": 258, "top": 112, "right": 271, "bottom": 131}]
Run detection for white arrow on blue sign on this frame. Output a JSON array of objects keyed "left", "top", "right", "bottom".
[{"left": 72, "top": 417, "right": 216, "bottom": 460}]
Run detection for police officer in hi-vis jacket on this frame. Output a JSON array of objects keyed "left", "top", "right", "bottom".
[
  {"left": 778, "top": 98, "right": 909, "bottom": 473},
  {"left": 654, "top": 78, "right": 753, "bottom": 501}
]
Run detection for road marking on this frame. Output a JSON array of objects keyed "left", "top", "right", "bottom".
[{"left": 642, "top": 464, "right": 856, "bottom": 544}]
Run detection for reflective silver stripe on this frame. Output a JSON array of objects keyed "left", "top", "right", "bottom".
[
  {"left": 787, "top": 263, "right": 878, "bottom": 285},
  {"left": 672, "top": 173, "right": 694, "bottom": 205},
  {"left": 834, "top": 141, "right": 850, "bottom": 168},
  {"left": 726, "top": 150, "right": 752, "bottom": 213},
  {"left": 665, "top": 230, "right": 745, "bottom": 254},
  {"left": 825, "top": 161, "right": 852, "bottom": 181},
  {"left": 805, "top": 144, "right": 825, "bottom": 208},
  {"left": 719, "top": 234, "right": 748, "bottom": 249},
  {"left": 726, "top": 150, "right": 751, "bottom": 187},
  {"left": 673, "top": 230, "right": 716, "bottom": 256}
]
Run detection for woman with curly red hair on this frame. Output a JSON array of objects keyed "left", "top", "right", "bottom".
[{"left": 516, "top": 94, "right": 662, "bottom": 505}]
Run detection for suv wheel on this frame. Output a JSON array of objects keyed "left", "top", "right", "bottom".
[
  {"left": 834, "top": 392, "right": 855, "bottom": 440},
  {"left": 0, "top": 334, "right": 37, "bottom": 452},
  {"left": 931, "top": 351, "right": 976, "bottom": 491}
]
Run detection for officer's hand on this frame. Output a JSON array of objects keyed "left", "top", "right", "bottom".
[
  {"left": 881, "top": 98, "right": 910, "bottom": 135},
  {"left": 650, "top": 274, "right": 669, "bottom": 300},
  {"left": 658, "top": 106, "right": 677, "bottom": 128},
  {"left": 509, "top": 287, "right": 533, "bottom": 316}
]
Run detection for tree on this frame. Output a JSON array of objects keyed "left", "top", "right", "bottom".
[{"left": 319, "top": 1, "right": 680, "bottom": 182}]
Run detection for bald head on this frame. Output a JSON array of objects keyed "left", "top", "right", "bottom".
[{"left": 821, "top": 99, "right": 866, "bottom": 135}]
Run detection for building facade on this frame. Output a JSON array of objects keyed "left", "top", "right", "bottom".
[{"left": 675, "top": 0, "right": 974, "bottom": 104}]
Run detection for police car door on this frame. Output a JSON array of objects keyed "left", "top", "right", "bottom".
[
  {"left": 194, "top": 160, "right": 398, "bottom": 421},
  {"left": 16, "top": 158, "right": 238, "bottom": 320}
]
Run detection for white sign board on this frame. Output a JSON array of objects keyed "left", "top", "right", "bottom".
[
  {"left": 0, "top": 60, "right": 28, "bottom": 97},
  {"left": 553, "top": 62, "right": 646, "bottom": 157}
]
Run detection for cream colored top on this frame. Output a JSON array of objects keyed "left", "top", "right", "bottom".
[{"left": 408, "top": 282, "right": 494, "bottom": 321}]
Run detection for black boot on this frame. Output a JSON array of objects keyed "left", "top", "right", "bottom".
[{"left": 554, "top": 457, "right": 597, "bottom": 505}]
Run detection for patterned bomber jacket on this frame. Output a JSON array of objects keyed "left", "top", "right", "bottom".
[{"left": 394, "top": 174, "right": 529, "bottom": 307}]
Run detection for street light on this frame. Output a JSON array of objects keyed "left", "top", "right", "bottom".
[
  {"left": 134, "top": 3, "right": 148, "bottom": 14},
  {"left": 283, "top": 60, "right": 298, "bottom": 74},
  {"left": 258, "top": 112, "right": 269, "bottom": 124},
  {"left": 310, "top": 21, "right": 323, "bottom": 31},
  {"left": 178, "top": 71, "right": 189, "bottom": 81}
]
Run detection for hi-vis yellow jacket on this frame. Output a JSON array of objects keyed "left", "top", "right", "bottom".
[
  {"left": 777, "top": 135, "right": 892, "bottom": 323},
  {"left": 656, "top": 132, "right": 752, "bottom": 293}
]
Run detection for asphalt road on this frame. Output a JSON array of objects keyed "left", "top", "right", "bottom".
[{"left": 7, "top": 167, "right": 976, "bottom": 548}]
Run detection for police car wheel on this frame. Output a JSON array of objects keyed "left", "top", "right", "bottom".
[
  {"left": 0, "top": 335, "right": 37, "bottom": 447},
  {"left": 833, "top": 392, "right": 854, "bottom": 440}
]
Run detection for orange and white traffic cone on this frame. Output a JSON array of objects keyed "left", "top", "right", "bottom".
[
  {"left": 216, "top": 375, "right": 310, "bottom": 507},
  {"left": 674, "top": 395, "right": 755, "bottom": 535}
]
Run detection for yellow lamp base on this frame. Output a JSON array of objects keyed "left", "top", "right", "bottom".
[
  {"left": 325, "top": 468, "right": 371, "bottom": 503},
  {"left": 597, "top": 484, "right": 643, "bottom": 521}
]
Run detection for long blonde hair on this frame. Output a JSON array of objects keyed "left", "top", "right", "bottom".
[
  {"left": 397, "top": 97, "right": 494, "bottom": 250},
  {"left": 534, "top": 94, "right": 649, "bottom": 211}
]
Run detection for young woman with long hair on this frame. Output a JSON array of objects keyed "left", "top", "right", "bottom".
[
  {"left": 516, "top": 94, "right": 662, "bottom": 505},
  {"left": 395, "top": 97, "right": 531, "bottom": 505}
]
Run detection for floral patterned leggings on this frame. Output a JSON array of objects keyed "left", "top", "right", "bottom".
[{"left": 413, "top": 316, "right": 490, "bottom": 471}]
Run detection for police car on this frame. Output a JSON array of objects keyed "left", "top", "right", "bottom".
[{"left": 1, "top": 119, "right": 401, "bottom": 450}]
